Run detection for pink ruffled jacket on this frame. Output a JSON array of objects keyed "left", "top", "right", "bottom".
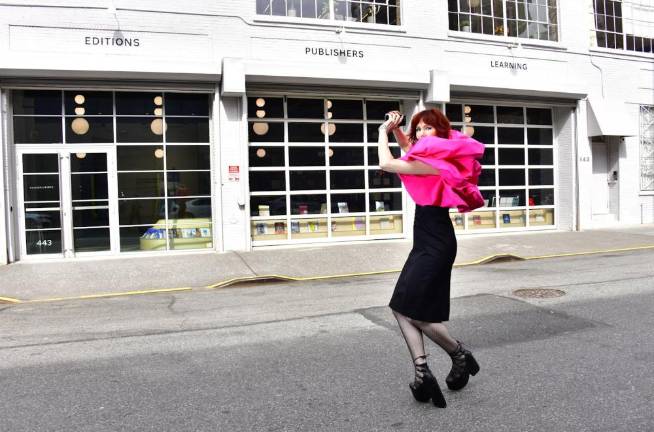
[{"left": 398, "top": 130, "right": 485, "bottom": 213}]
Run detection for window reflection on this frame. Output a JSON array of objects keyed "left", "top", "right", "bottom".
[
  {"left": 329, "top": 123, "right": 364, "bottom": 143},
  {"left": 14, "top": 90, "right": 62, "bottom": 115},
  {"left": 331, "top": 193, "right": 365, "bottom": 213},
  {"left": 14, "top": 117, "right": 62, "bottom": 144}
]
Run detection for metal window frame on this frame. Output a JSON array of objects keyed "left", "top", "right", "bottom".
[
  {"left": 445, "top": 101, "right": 558, "bottom": 233},
  {"left": 247, "top": 94, "right": 407, "bottom": 246},
  {"left": 9, "top": 88, "right": 216, "bottom": 261}
]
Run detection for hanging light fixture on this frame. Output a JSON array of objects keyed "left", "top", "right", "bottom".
[
  {"left": 255, "top": 98, "right": 266, "bottom": 108},
  {"left": 71, "top": 93, "right": 89, "bottom": 135},
  {"left": 150, "top": 118, "right": 166, "bottom": 136},
  {"left": 75, "top": 152, "right": 87, "bottom": 159},
  {"left": 71, "top": 117, "right": 90, "bottom": 135},
  {"left": 256, "top": 148, "right": 267, "bottom": 158},
  {"left": 154, "top": 148, "right": 164, "bottom": 159},
  {"left": 320, "top": 123, "right": 337, "bottom": 136},
  {"left": 256, "top": 110, "right": 266, "bottom": 118},
  {"left": 252, "top": 122, "right": 269, "bottom": 135}
]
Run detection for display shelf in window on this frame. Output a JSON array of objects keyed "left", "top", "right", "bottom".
[
  {"left": 449, "top": 212, "right": 465, "bottom": 231},
  {"left": 331, "top": 216, "right": 366, "bottom": 237},
  {"left": 467, "top": 211, "right": 496, "bottom": 230},
  {"left": 499, "top": 210, "right": 526, "bottom": 228},
  {"left": 529, "top": 208, "right": 554, "bottom": 226},
  {"left": 139, "top": 218, "right": 212, "bottom": 251},
  {"left": 370, "top": 215, "right": 402, "bottom": 234},
  {"left": 289, "top": 218, "right": 328, "bottom": 239},
  {"left": 252, "top": 219, "right": 288, "bottom": 241}
]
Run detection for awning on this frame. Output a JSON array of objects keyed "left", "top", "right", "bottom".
[{"left": 587, "top": 97, "right": 638, "bottom": 137}]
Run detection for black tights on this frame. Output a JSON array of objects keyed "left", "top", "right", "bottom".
[{"left": 393, "top": 310, "right": 458, "bottom": 363}]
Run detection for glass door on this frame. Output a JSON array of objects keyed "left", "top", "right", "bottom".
[
  {"left": 17, "top": 148, "right": 117, "bottom": 259},
  {"left": 20, "top": 152, "right": 64, "bottom": 256},
  {"left": 67, "top": 150, "right": 112, "bottom": 254}
]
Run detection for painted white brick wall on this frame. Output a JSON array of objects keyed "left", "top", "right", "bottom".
[
  {"left": 0, "top": 0, "right": 653, "bottom": 260},
  {"left": 554, "top": 106, "right": 575, "bottom": 231}
]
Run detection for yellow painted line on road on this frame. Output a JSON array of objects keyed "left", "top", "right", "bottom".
[
  {"left": 22, "top": 287, "right": 193, "bottom": 304},
  {"left": 520, "top": 244, "right": 654, "bottom": 261},
  {"left": 0, "top": 296, "right": 22, "bottom": 304},
  {"left": 3, "top": 244, "right": 654, "bottom": 305},
  {"left": 205, "top": 269, "right": 402, "bottom": 289}
]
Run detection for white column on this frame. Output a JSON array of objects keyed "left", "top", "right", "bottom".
[
  {"left": 219, "top": 94, "right": 249, "bottom": 251},
  {"left": 576, "top": 99, "right": 593, "bottom": 230},
  {"left": 619, "top": 104, "right": 642, "bottom": 224}
]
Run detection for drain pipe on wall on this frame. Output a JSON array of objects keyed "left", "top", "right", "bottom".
[
  {"left": 0, "top": 89, "right": 7, "bottom": 265},
  {"left": 572, "top": 103, "right": 580, "bottom": 231}
]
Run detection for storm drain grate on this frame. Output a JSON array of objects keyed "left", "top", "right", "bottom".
[{"left": 512, "top": 288, "right": 566, "bottom": 298}]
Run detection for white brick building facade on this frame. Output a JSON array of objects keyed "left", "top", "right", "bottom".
[{"left": 0, "top": 1, "right": 652, "bottom": 264}]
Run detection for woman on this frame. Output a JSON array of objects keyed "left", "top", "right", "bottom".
[{"left": 378, "top": 108, "right": 484, "bottom": 408}]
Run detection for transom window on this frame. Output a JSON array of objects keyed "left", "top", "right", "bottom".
[
  {"left": 593, "top": 0, "right": 654, "bottom": 53},
  {"left": 247, "top": 95, "right": 405, "bottom": 244},
  {"left": 448, "top": 0, "right": 559, "bottom": 41},
  {"left": 256, "top": 0, "right": 401, "bottom": 25},
  {"left": 445, "top": 103, "right": 556, "bottom": 231},
  {"left": 641, "top": 105, "right": 654, "bottom": 191}
]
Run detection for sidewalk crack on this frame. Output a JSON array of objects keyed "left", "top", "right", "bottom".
[{"left": 233, "top": 251, "right": 257, "bottom": 276}]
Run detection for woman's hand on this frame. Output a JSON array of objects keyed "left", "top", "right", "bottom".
[{"left": 379, "top": 111, "right": 404, "bottom": 134}]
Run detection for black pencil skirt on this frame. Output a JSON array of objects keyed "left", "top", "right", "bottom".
[{"left": 389, "top": 205, "right": 457, "bottom": 323}]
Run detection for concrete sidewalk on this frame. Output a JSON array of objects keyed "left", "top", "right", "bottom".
[{"left": 2, "top": 225, "right": 654, "bottom": 303}]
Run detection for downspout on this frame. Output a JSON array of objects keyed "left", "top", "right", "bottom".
[{"left": 572, "top": 103, "right": 579, "bottom": 231}]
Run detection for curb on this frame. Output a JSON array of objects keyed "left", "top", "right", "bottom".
[{"left": 3, "top": 244, "right": 654, "bottom": 305}]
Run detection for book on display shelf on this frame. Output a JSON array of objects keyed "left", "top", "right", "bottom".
[
  {"left": 380, "top": 217, "right": 394, "bottom": 230},
  {"left": 291, "top": 221, "right": 300, "bottom": 233},
  {"left": 258, "top": 205, "right": 270, "bottom": 217},
  {"left": 502, "top": 213, "right": 511, "bottom": 224},
  {"left": 274, "top": 222, "right": 286, "bottom": 234},
  {"left": 499, "top": 197, "right": 513, "bottom": 207},
  {"left": 255, "top": 223, "right": 267, "bottom": 235},
  {"left": 337, "top": 202, "right": 349, "bottom": 213},
  {"left": 298, "top": 204, "right": 309, "bottom": 215},
  {"left": 472, "top": 215, "right": 481, "bottom": 225}
]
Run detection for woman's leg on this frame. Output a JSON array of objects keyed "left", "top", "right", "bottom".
[
  {"left": 393, "top": 310, "right": 447, "bottom": 407},
  {"left": 392, "top": 310, "right": 426, "bottom": 360},
  {"left": 412, "top": 319, "right": 480, "bottom": 391},
  {"left": 412, "top": 320, "right": 459, "bottom": 354}
]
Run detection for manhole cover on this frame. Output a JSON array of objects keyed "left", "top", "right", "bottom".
[{"left": 512, "top": 288, "right": 566, "bottom": 298}]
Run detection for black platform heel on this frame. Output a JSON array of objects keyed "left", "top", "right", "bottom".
[
  {"left": 446, "top": 341, "right": 480, "bottom": 391},
  {"left": 409, "top": 355, "right": 447, "bottom": 408}
]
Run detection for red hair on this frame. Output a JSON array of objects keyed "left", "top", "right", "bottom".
[{"left": 408, "top": 108, "right": 451, "bottom": 143}]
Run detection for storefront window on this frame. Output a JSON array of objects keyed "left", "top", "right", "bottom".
[
  {"left": 256, "top": 0, "right": 401, "bottom": 25},
  {"left": 641, "top": 105, "right": 654, "bottom": 191},
  {"left": 448, "top": 0, "right": 559, "bottom": 41},
  {"left": 447, "top": 103, "right": 555, "bottom": 231},
  {"left": 248, "top": 95, "right": 405, "bottom": 243},
  {"left": 13, "top": 90, "right": 213, "bottom": 254}
]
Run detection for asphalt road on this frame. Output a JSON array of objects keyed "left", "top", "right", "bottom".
[{"left": 1, "top": 249, "right": 653, "bottom": 431}]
